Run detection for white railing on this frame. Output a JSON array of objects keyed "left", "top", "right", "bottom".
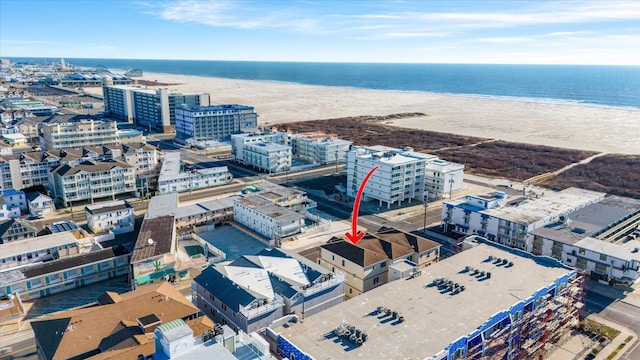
[
  {"left": 302, "top": 272, "right": 345, "bottom": 297},
  {"left": 240, "top": 296, "right": 285, "bottom": 319}
]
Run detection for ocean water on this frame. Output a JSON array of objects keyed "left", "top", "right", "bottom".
[{"left": 8, "top": 58, "right": 640, "bottom": 109}]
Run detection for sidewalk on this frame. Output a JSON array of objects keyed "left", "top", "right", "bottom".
[
  {"left": 589, "top": 314, "right": 636, "bottom": 360},
  {"left": 547, "top": 314, "right": 637, "bottom": 360}
]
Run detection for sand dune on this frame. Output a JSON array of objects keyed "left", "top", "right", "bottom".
[{"left": 89, "top": 72, "right": 639, "bottom": 154}]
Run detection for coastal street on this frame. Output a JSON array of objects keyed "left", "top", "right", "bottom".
[{"left": 584, "top": 292, "right": 640, "bottom": 360}]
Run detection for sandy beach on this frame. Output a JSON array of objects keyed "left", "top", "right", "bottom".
[{"left": 88, "top": 71, "right": 639, "bottom": 154}]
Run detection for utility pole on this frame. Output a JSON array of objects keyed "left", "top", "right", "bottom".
[{"left": 423, "top": 192, "right": 429, "bottom": 232}]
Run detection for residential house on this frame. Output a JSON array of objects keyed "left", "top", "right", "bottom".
[
  {"left": 192, "top": 248, "right": 345, "bottom": 333},
  {"left": 319, "top": 227, "right": 440, "bottom": 299},
  {"left": 85, "top": 200, "right": 135, "bottom": 234},
  {"left": 30, "top": 282, "right": 213, "bottom": 360},
  {"left": 27, "top": 191, "right": 54, "bottom": 218},
  {"left": 0, "top": 218, "right": 36, "bottom": 244}
]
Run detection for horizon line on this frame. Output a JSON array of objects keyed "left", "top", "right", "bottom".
[{"left": 2, "top": 56, "right": 639, "bottom": 67}]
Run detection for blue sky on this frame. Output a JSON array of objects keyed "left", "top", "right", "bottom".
[{"left": 1, "top": 0, "right": 639, "bottom": 64}]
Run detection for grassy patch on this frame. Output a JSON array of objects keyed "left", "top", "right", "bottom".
[
  {"left": 584, "top": 319, "right": 621, "bottom": 341},
  {"left": 283, "top": 116, "right": 639, "bottom": 198}
]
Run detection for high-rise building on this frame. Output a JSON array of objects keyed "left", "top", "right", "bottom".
[
  {"left": 174, "top": 104, "right": 258, "bottom": 145},
  {"left": 102, "top": 83, "right": 210, "bottom": 133}
]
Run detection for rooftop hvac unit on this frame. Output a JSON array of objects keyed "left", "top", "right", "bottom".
[
  {"left": 486, "top": 272, "right": 491, "bottom": 278},
  {"left": 502, "top": 259, "right": 508, "bottom": 265},
  {"left": 508, "top": 262, "right": 514, "bottom": 267},
  {"left": 398, "top": 316, "right": 405, "bottom": 323},
  {"left": 480, "top": 271, "right": 486, "bottom": 277},
  {"left": 460, "top": 285, "right": 466, "bottom": 291}
]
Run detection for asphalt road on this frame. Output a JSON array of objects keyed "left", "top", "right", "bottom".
[{"left": 584, "top": 291, "right": 640, "bottom": 360}]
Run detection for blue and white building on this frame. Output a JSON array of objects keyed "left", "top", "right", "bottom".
[
  {"left": 175, "top": 104, "right": 258, "bottom": 145},
  {"left": 268, "top": 237, "right": 583, "bottom": 360}
]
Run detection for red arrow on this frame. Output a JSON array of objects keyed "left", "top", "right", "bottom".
[{"left": 345, "top": 166, "right": 379, "bottom": 244}]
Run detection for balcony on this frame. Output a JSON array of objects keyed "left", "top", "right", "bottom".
[{"left": 240, "top": 296, "right": 285, "bottom": 320}]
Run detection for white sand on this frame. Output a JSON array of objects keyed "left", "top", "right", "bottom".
[{"left": 89, "top": 72, "right": 639, "bottom": 154}]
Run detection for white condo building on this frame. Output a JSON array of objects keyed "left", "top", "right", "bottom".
[
  {"left": 50, "top": 161, "right": 137, "bottom": 204},
  {"left": 233, "top": 195, "right": 305, "bottom": 240},
  {"left": 231, "top": 131, "right": 288, "bottom": 161},
  {"left": 174, "top": 104, "right": 258, "bottom": 144},
  {"left": 242, "top": 142, "right": 292, "bottom": 174},
  {"left": 157, "top": 152, "right": 232, "bottom": 194},
  {"left": 0, "top": 152, "right": 61, "bottom": 191},
  {"left": 346, "top": 146, "right": 464, "bottom": 209},
  {"left": 290, "top": 132, "right": 352, "bottom": 165},
  {"left": 232, "top": 131, "right": 292, "bottom": 173},
  {"left": 442, "top": 187, "right": 605, "bottom": 251}
]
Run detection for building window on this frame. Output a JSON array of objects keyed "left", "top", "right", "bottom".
[
  {"left": 381, "top": 262, "right": 386, "bottom": 268},
  {"left": 599, "top": 254, "right": 607, "bottom": 262},
  {"left": 373, "top": 277, "right": 379, "bottom": 285},
  {"left": 341, "top": 259, "right": 345, "bottom": 267}
]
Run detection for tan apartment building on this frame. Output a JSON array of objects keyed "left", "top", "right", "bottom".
[
  {"left": 40, "top": 117, "right": 118, "bottom": 150},
  {"left": 319, "top": 227, "right": 440, "bottom": 299}
]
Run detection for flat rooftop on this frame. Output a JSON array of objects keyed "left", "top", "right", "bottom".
[
  {"left": 179, "top": 104, "right": 254, "bottom": 113},
  {"left": 246, "top": 142, "right": 290, "bottom": 151},
  {"left": 146, "top": 193, "right": 179, "bottom": 219},
  {"left": 575, "top": 237, "right": 640, "bottom": 262},
  {"left": 274, "top": 242, "right": 573, "bottom": 360},
  {"left": 252, "top": 181, "right": 304, "bottom": 198},
  {"left": 85, "top": 200, "right": 132, "bottom": 215},
  {"left": 0, "top": 231, "right": 78, "bottom": 259},
  {"left": 159, "top": 152, "right": 181, "bottom": 179},
  {"left": 530, "top": 195, "right": 640, "bottom": 244},
  {"left": 174, "top": 197, "right": 235, "bottom": 219},
  {"left": 482, "top": 188, "right": 605, "bottom": 224}
]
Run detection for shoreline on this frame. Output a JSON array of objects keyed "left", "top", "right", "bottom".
[
  {"left": 88, "top": 71, "right": 639, "bottom": 154},
  {"left": 142, "top": 71, "right": 640, "bottom": 112}
]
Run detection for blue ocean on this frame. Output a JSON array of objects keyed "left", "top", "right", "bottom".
[{"left": 8, "top": 58, "right": 640, "bottom": 109}]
